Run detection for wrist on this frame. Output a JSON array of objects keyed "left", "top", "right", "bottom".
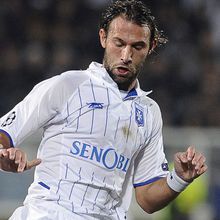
[{"left": 167, "top": 169, "right": 190, "bottom": 192}]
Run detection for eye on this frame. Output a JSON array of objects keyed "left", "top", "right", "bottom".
[
  {"left": 115, "top": 41, "right": 124, "bottom": 47},
  {"left": 133, "top": 45, "right": 144, "bottom": 50},
  {"left": 113, "top": 38, "right": 125, "bottom": 48}
]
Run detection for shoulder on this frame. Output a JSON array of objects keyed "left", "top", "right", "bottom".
[
  {"left": 142, "top": 96, "right": 163, "bottom": 130},
  {"left": 55, "top": 69, "right": 90, "bottom": 89},
  {"left": 141, "top": 95, "right": 162, "bottom": 117},
  {"left": 33, "top": 70, "right": 90, "bottom": 95},
  {"left": 48, "top": 70, "right": 91, "bottom": 103},
  {"left": 24, "top": 70, "right": 91, "bottom": 109},
  {"left": 60, "top": 70, "right": 90, "bottom": 84}
]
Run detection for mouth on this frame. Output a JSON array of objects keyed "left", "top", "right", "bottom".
[{"left": 115, "top": 66, "right": 130, "bottom": 76}]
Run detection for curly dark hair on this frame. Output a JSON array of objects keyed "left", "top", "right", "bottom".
[{"left": 99, "top": 0, "right": 167, "bottom": 50}]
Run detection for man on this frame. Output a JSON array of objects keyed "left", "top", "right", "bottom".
[{"left": 0, "top": 1, "right": 207, "bottom": 219}]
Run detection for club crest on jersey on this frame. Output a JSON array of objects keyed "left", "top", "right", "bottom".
[{"left": 135, "top": 103, "right": 144, "bottom": 127}]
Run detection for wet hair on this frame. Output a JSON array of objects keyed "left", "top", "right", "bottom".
[{"left": 99, "top": 0, "right": 167, "bottom": 50}]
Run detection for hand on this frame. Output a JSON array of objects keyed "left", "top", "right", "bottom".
[
  {"left": 0, "top": 147, "right": 41, "bottom": 173},
  {"left": 174, "top": 146, "right": 207, "bottom": 182}
]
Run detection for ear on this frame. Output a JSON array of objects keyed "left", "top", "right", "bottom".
[
  {"left": 148, "top": 40, "right": 157, "bottom": 55},
  {"left": 99, "top": 29, "right": 107, "bottom": 48}
]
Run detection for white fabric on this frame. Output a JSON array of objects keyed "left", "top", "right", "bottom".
[
  {"left": 0, "top": 62, "right": 168, "bottom": 219},
  {"left": 9, "top": 199, "right": 106, "bottom": 220},
  {"left": 167, "top": 169, "right": 189, "bottom": 192}
]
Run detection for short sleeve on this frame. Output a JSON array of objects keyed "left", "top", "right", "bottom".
[
  {"left": 0, "top": 75, "right": 65, "bottom": 146},
  {"left": 133, "top": 101, "right": 169, "bottom": 187}
]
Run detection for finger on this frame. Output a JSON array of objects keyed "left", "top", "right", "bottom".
[
  {"left": 14, "top": 150, "right": 22, "bottom": 165},
  {"left": 1, "top": 149, "right": 9, "bottom": 158},
  {"left": 0, "top": 149, "right": 5, "bottom": 157},
  {"left": 186, "top": 146, "right": 196, "bottom": 161},
  {"left": 194, "top": 156, "right": 206, "bottom": 172},
  {"left": 193, "top": 153, "right": 205, "bottom": 169},
  {"left": 176, "top": 152, "right": 188, "bottom": 163},
  {"left": 187, "top": 153, "right": 202, "bottom": 172},
  {"left": 26, "top": 159, "right": 41, "bottom": 170},
  {"left": 197, "top": 164, "right": 208, "bottom": 175},
  {"left": 7, "top": 148, "right": 16, "bottom": 160},
  {"left": 17, "top": 152, "right": 27, "bottom": 173}
]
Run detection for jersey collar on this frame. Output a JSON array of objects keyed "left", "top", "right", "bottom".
[
  {"left": 123, "top": 81, "right": 152, "bottom": 100},
  {"left": 88, "top": 62, "right": 117, "bottom": 87},
  {"left": 88, "top": 62, "right": 152, "bottom": 99}
]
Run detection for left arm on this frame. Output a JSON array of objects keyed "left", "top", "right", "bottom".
[
  {"left": 135, "top": 146, "right": 207, "bottom": 214},
  {"left": 135, "top": 176, "right": 178, "bottom": 214}
]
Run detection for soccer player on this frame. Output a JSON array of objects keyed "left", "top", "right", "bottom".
[{"left": 0, "top": 1, "right": 207, "bottom": 219}]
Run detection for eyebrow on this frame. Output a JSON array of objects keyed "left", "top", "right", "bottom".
[{"left": 113, "top": 37, "right": 147, "bottom": 47}]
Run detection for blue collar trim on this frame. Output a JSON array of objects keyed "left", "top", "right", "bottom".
[{"left": 123, "top": 88, "right": 138, "bottom": 100}]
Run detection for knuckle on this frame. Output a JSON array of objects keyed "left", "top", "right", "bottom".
[
  {"left": 19, "top": 161, "right": 26, "bottom": 167},
  {"left": 0, "top": 149, "right": 5, "bottom": 154}
]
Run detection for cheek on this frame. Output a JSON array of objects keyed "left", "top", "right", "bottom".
[
  {"left": 133, "top": 52, "right": 147, "bottom": 63},
  {"left": 108, "top": 44, "right": 121, "bottom": 55},
  {"left": 106, "top": 45, "right": 121, "bottom": 61}
]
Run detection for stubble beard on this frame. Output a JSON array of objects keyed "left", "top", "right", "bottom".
[{"left": 103, "top": 51, "right": 144, "bottom": 91}]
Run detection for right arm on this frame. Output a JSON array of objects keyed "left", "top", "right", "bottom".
[
  {"left": 0, "top": 76, "right": 64, "bottom": 173},
  {"left": 0, "top": 132, "right": 41, "bottom": 173},
  {"left": 0, "top": 72, "right": 86, "bottom": 173},
  {"left": 0, "top": 131, "right": 11, "bottom": 149}
]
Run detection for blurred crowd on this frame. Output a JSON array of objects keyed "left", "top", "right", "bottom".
[{"left": 1, "top": 0, "right": 220, "bottom": 126}]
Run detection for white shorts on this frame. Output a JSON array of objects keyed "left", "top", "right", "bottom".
[{"left": 9, "top": 200, "right": 106, "bottom": 220}]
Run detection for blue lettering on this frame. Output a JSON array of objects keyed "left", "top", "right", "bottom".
[
  {"left": 80, "top": 143, "right": 91, "bottom": 158},
  {"left": 116, "top": 155, "right": 125, "bottom": 169},
  {"left": 90, "top": 146, "right": 103, "bottom": 162},
  {"left": 70, "top": 141, "right": 81, "bottom": 155},
  {"left": 122, "top": 158, "right": 130, "bottom": 172},
  {"left": 102, "top": 148, "right": 118, "bottom": 169},
  {"left": 70, "top": 140, "right": 130, "bottom": 173}
]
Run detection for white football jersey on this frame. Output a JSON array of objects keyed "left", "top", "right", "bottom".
[{"left": 0, "top": 62, "right": 169, "bottom": 219}]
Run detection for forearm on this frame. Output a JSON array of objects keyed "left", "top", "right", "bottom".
[
  {"left": 135, "top": 146, "right": 207, "bottom": 214},
  {"left": 135, "top": 177, "right": 179, "bottom": 214},
  {"left": 0, "top": 132, "right": 11, "bottom": 148},
  {"left": 0, "top": 131, "right": 13, "bottom": 170}
]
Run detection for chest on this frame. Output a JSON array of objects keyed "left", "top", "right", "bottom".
[{"left": 62, "top": 83, "right": 150, "bottom": 154}]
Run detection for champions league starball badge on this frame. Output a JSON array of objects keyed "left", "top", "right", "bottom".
[
  {"left": 1, "top": 111, "right": 16, "bottom": 127},
  {"left": 135, "top": 103, "right": 144, "bottom": 127}
]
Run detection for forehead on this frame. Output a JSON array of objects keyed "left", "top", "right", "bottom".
[{"left": 107, "top": 16, "right": 151, "bottom": 43}]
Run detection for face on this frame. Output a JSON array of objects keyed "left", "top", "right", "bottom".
[{"left": 99, "top": 16, "right": 152, "bottom": 91}]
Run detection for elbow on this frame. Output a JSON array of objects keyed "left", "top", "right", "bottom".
[
  {"left": 145, "top": 207, "right": 156, "bottom": 214},
  {"left": 141, "top": 206, "right": 158, "bottom": 214},
  {"left": 137, "top": 198, "right": 158, "bottom": 214}
]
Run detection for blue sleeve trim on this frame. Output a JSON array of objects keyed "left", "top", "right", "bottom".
[
  {"left": 0, "top": 129, "right": 14, "bottom": 147},
  {"left": 38, "top": 182, "right": 50, "bottom": 190},
  {"left": 133, "top": 176, "right": 164, "bottom": 188}
]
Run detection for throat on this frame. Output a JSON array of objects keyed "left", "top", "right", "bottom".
[{"left": 117, "top": 79, "right": 136, "bottom": 91}]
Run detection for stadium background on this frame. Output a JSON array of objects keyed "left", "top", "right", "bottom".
[{"left": 0, "top": 0, "right": 219, "bottom": 219}]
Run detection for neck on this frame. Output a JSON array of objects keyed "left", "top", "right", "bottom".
[{"left": 118, "top": 79, "right": 137, "bottom": 91}]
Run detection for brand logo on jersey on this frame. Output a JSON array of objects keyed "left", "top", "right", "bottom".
[
  {"left": 70, "top": 140, "right": 130, "bottom": 172},
  {"left": 135, "top": 103, "right": 144, "bottom": 127},
  {"left": 87, "top": 102, "right": 104, "bottom": 109},
  {"left": 1, "top": 111, "right": 16, "bottom": 127}
]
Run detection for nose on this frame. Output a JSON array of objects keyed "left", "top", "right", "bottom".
[{"left": 121, "top": 46, "right": 132, "bottom": 64}]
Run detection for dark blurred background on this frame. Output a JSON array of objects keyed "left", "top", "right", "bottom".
[
  {"left": 1, "top": 0, "right": 220, "bottom": 126},
  {"left": 0, "top": 1, "right": 220, "bottom": 220}
]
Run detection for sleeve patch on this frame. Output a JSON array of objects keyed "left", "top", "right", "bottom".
[
  {"left": 161, "top": 162, "right": 169, "bottom": 171},
  {"left": 1, "top": 111, "right": 16, "bottom": 127}
]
